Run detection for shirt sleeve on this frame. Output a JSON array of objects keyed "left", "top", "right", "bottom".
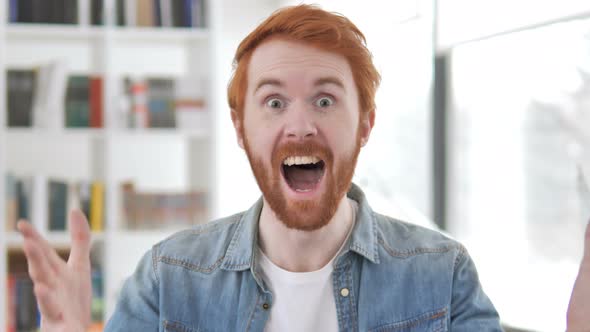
[
  {"left": 450, "top": 245, "right": 504, "bottom": 331},
  {"left": 104, "top": 247, "right": 160, "bottom": 331}
]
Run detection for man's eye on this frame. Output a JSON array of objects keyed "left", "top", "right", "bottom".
[
  {"left": 315, "top": 97, "right": 334, "bottom": 108},
  {"left": 266, "top": 98, "right": 284, "bottom": 109}
]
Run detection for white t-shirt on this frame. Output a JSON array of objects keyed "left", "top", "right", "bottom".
[{"left": 259, "top": 200, "right": 358, "bottom": 332}]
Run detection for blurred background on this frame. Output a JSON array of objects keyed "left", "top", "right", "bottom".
[{"left": 1, "top": 0, "right": 589, "bottom": 331}]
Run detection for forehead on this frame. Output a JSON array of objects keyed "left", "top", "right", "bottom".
[{"left": 247, "top": 38, "right": 354, "bottom": 90}]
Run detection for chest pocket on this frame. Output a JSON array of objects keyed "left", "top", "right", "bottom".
[
  {"left": 368, "top": 307, "right": 447, "bottom": 332},
  {"left": 163, "top": 319, "right": 200, "bottom": 332}
]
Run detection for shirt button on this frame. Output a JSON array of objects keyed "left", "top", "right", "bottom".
[
  {"left": 340, "top": 288, "right": 350, "bottom": 297},
  {"left": 262, "top": 303, "right": 270, "bottom": 310}
]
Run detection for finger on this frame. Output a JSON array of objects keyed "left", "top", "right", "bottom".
[
  {"left": 584, "top": 218, "right": 590, "bottom": 259},
  {"left": 34, "top": 283, "right": 63, "bottom": 321},
  {"left": 67, "top": 209, "right": 91, "bottom": 270},
  {"left": 17, "top": 220, "right": 66, "bottom": 272},
  {"left": 22, "top": 240, "right": 57, "bottom": 287}
]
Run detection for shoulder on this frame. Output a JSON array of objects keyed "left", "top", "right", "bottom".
[
  {"left": 373, "top": 212, "right": 466, "bottom": 262},
  {"left": 151, "top": 212, "right": 245, "bottom": 271}
]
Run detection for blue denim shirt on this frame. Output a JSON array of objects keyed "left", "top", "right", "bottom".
[{"left": 105, "top": 183, "right": 502, "bottom": 331}]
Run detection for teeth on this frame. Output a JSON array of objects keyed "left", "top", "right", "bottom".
[{"left": 283, "top": 156, "right": 321, "bottom": 166}]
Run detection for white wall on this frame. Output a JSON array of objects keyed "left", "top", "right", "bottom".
[
  {"left": 211, "top": 0, "right": 281, "bottom": 218},
  {"left": 437, "top": 0, "right": 590, "bottom": 49}
]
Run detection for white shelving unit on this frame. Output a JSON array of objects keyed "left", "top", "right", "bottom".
[
  {"left": 0, "top": 0, "right": 284, "bottom": 329},
  {"left": 1, "top": 0, "right": 213, "bottom": 328}
]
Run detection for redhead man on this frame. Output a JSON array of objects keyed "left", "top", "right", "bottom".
[{"left": 17, "top": 5, "right": 590, "bottom": 332}]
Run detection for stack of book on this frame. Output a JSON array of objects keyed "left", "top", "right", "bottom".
[
  {"left": 121, "top": 182, "right": 208, "bottom": 230},
  {"left": 121, "top": 76, "right": 208, "bottom": 130},
  {"left": 4, "top": 173, "right": 105, "bottom": 232},
  {"left": 5, "top": 274, "right": 38, "bottom": 332},
  {"left": 5, "top": 269, "right": 104, "bottom": 332},
  {"left": 6, "top": 64, "right": 104, "bottom": 129},
  {"left": 8, "top": 0, "right": 79, "bottom": 24},
  {"left": 116, "top": 0, "right": 207, "bottom": 28}
]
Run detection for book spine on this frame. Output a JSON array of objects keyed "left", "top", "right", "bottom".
[
  {"left": 90, "top": 182, "right": 105, "bottom": 232},
  {"left": 6, "top": 275, "right": 16, "bottom": 332},
  {"left": 48, "top": 180, "right": 68, "bottom": 231},
  {"left": 89, "top": 76, "right": 104, "bottom": 128},
  {"left": 125, "top": 0, "right": 137, "bottom": 27},
  {"left": 5, "top": 173, "right": 18, "bottom": 231},
  {"left": 183, "top": 0, "right": 192, "bottom": 27},
  {"left": 131, "top": 79, "right": 149, "bottom": 128},
  {"left": 7, "top": 70, "right": 36, "bottom": 127},
  {"left": 65, "top": 75, "right": 91, "bottom": 128},
  {"left": 9, "top": 0, "right": 18, "bottom": 23},
  {"left": 116, "top": 0, "right": 126, "bottom": 26}
]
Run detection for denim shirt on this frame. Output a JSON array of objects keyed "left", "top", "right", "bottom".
[{"left": 105, "top": 183, "right": 502, "bottom": 331}]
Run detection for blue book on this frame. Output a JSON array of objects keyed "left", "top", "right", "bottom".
[
  {"left": 9, "top": 0, "right": 18, "bottom": 22},
  {"left": 183, "top": 0, "right": 192, "bottom": 27}
]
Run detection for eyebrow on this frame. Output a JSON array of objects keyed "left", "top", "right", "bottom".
[
  {"left": 253, "top": 76, "right": 346, "bottom": 94},
  {"left": 254, "top": 79, "right": 283, "bottom": 94},
  {"left": 314, "top": 77, "right": 345, "bottom": 91}
]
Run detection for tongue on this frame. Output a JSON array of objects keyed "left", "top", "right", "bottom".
[{"left": 285, "top": 165, "right": 323, "bottom": 191}]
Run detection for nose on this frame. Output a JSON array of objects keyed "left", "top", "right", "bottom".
[{"left": 284, "top": 103, "right": 317, "bottom": 140}]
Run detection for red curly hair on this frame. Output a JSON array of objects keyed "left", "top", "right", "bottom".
[{"left": 227, "top": 4, "right": 381, "bottom": 119}]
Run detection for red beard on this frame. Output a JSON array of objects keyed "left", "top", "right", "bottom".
[{"left": 244, "top": 133, "right": 361, "bottom": 231}]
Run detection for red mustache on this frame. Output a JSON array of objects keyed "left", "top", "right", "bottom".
[{"left": 272, "top": 140, "right": 334, "bottom": 169}]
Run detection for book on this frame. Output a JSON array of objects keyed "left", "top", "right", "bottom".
[
  {"left": 12, "top": 0, "right": 78, "bottom": 24},
  {"left": 90, "top": 181, "right": 105, "bottom": 232},
  {"left": 137, "top": 0, "right": 155, "bottom": 27},
  {"left": 125, "top": 0, "right": 137, "bottom": 27},
  {"left": 91, "top": 0, "right": 104, "bottom": 25},
  {"left": 65, "top": 75, "right": 91, "bottom": 128},
  {"left": 116, "top": 0, "right": 126, "bottom": 26},
  {"left": 48, "top": 180, "right": 68, "bottom": 231},
  {"left": 15, "top": 277, "right": 38, "bottom": 331},
  {"left": 159, "top": 0, "right": 173, "bottom": 27},
  {"left": 89, "top": 76, "right": 104, "bottom": 128},
  {"left": 6, "top": 274, "right": 16, "bottom": 332},
  {"left": 5, "top": 173, "right": 18, "bottom": 231},
  {"left": 77, "top": 181, "right": 92, "bottom": 223},
  {"left": 7, "top": 69, "right": 36, "bottom": 127},
  {"left": 122, "top": 182, "right": 207, "bottom": 229},
  {"left": 130, "top": 78, "right": 149, "bottom": 128},
  {"left": 147, "top": 78, "right": 176, "bottom": 128},
  {"left": 16, "top": 177, "right": 33, "bottom": 222},
  {"left": 9, "top": 0, "right": 18, "bottom": 23},
  {"left": 91, "top": 269, "right": 104, "bottom": 322}
]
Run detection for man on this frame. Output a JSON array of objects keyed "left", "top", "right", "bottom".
[{"left": 17, "top": 5, "right": 590, "bottom": 331}]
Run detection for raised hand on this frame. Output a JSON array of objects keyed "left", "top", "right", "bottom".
[
  {"left": 17, "top": 209, "right": 93, "bottom": 332},
  {"left": 567, "top": 220, "right": 590, "bottom": 332}
]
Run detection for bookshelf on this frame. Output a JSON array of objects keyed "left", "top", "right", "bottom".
[{"left": 0, "top": 0, "right": 264, "bottom": 330}]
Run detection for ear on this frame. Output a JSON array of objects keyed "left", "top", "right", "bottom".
[
  {"left": 231, "top": 109, "right": 245, "bottom": 149},
  {"left": 359, "top": 110, "right": 375, "bottom": 147}
]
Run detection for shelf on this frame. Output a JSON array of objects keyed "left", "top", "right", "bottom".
[
  {"left": 6, "top": 24, "right": 208, "bottom": 43},
  {"left": 4, "top": 128, "right": 210, "bottom": 140},
  {"left": 111, "top": 128, "right": 210, "bottom": 139},
  {"left": 111, "top": 27, "right": 209, "bottom": 43},
  {"left": 7, "top": 24, "right": 104, "bottom": 40},
  {"left": 6, "top": 231, "right": 105, "bottom": 251},
  {"left": 6, "top": 127, "right": 105, "bottom": 139}
]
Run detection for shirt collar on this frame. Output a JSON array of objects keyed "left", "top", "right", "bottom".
[{"left": 220, "top": 182, "right": 380, "bottom": 272}]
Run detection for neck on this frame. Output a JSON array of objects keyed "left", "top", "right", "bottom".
[{"left": 258, "top": 195, "right": 353, "bottom": 272}]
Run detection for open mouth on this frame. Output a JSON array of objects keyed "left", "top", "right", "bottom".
[{"left": 281, "top": 156, "right": 325, "bottom": 193}]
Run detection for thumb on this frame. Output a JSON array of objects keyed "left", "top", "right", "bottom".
[{"left": 68, "top": 209, "right": 91, "bottom": 270}]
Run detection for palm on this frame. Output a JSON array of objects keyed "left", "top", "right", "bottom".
[
  {"left": 567, "top": 221, "right": 590, "bottom": 332},
  {"left": 18, "top": 209, "right": 92, "bottom": 331}
]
